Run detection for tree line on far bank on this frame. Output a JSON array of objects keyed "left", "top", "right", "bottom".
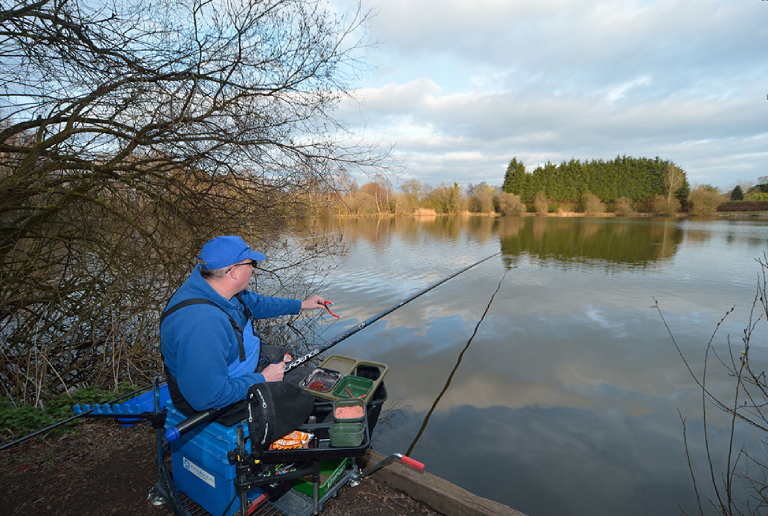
[{"left": 324, "top": 157, "right": 764, "bottom": 217}]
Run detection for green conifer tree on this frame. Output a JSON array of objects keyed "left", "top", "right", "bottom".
[{"left": 730, "top": 185, "right": 744, "bottom": 201}]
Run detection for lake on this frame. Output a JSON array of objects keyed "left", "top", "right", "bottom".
[{"left": 297, "top": 216, "right": 768, "bottom": 516}]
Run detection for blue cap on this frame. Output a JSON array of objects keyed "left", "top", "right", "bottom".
[{"left": 197, "top": 236, "right": 266, "bottom": 269}]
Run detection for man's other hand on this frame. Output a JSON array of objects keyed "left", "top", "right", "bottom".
[{"left": 261, "top": 362, "right": 285, "bottom": 382}]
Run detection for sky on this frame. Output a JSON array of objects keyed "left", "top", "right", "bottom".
[{"left": 332, "top": 0, "right": 768, "bottom": 192}]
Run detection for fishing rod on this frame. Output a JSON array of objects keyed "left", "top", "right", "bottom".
[
  {"left": 285, "top": 251, "right": 501, "bottom": 372},
  {"left": 165, "top": 251, "right": 501, "bottom": 441}
]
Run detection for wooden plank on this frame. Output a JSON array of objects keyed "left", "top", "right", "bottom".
[{"left": 359, "top": 450, "right": 529, "bottom": 516}]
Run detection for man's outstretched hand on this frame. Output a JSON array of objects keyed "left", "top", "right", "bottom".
[{"left": 301, "top": 295, "right": 327, "bottom": 310}]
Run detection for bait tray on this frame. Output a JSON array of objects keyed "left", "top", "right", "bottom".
[
  {"left": 299, "top": 367, "right": 341, "bottom": 393},
  {"left": 300, "top": 355, "right": 387, "bottom": 404}
]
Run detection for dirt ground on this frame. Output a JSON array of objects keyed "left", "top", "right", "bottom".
[{"left": 0, "top": 421, "right": 440, "bottom": 516}]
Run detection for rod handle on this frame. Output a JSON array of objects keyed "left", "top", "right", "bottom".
[
  {"left": 399, "top": 455, "right": 425, "bottom": 471},
  {"left": 164, "top": 408, "right": 221, "bottom": 442}
]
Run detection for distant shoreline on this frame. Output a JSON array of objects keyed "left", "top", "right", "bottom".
[{"left": 332, "top": 211, "right": 768, "bottom": 220}]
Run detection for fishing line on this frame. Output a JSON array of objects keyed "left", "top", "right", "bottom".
[{"left": 406, "top": 268, "right": 509, "bottom": 457}]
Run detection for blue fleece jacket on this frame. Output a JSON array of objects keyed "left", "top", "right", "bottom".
[{"left": 160, "top": 266, "right": 301, "bottom": 411}]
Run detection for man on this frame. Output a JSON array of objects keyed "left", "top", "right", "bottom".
[{"left": 161, "top": 235, "right": 326, "bottom": 416}]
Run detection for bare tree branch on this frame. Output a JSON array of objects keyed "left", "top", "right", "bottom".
[{"left": 0, "top": 0, "right": 387, "bottom": 403}]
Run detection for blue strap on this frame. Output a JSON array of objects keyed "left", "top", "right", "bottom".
[{"left": 160, "top": 298, "right": 246, "bottom": 362}]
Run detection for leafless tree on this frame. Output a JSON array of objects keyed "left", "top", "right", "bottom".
[
  {"left": 656, "top": 255, "right": 768, "bottom": 515},
  {"left": 664, "top": 164, "right": 686, "bottom": 209},
  {"left": 0, "top": 0, "right": 387, "bottom": 404}
]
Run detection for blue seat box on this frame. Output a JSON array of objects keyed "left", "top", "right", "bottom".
[{"left": 165, "top": 402, "right": 261, "bottom": 516}]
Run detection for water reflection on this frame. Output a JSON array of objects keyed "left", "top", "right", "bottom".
[
  {"left": 306, "top": 216, "right": 768, "bottom": 516},
  {"left": 407, "top": 269, "right": 509, "bottom": 455},
  {"left": 314, "top": 215, "right": 499, "bottom": 248},
  {"left": 499, "top": 218, "right": 684, "bottom": 269}
]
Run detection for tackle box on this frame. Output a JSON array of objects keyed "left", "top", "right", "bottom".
[
  {"left": 300, "top": 355, "right": 388, "bottom": 403},
  {"left": 291, "top": 457, "right": 351, "bottom": 498},
  {"left": 164, "top": 398, "right": 374, "bottom": 516},
  {"left": 165, "top": 401, "right": 263, "bottom": 516}
]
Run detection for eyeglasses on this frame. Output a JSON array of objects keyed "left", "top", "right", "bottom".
[{"left": 227, "top": 261, "right": 258, "bottom": 273}]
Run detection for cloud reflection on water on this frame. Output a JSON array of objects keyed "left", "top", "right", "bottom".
[{"left": 305, "top": 216, "right": 768, "bottom": 516}]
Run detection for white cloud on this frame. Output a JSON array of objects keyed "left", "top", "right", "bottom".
[
  {"left": 605, "top": 76, "right": 654, "bottom": 103},
  {"left": 332, "top": 0, "right": 768, "bottom": 189}
]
